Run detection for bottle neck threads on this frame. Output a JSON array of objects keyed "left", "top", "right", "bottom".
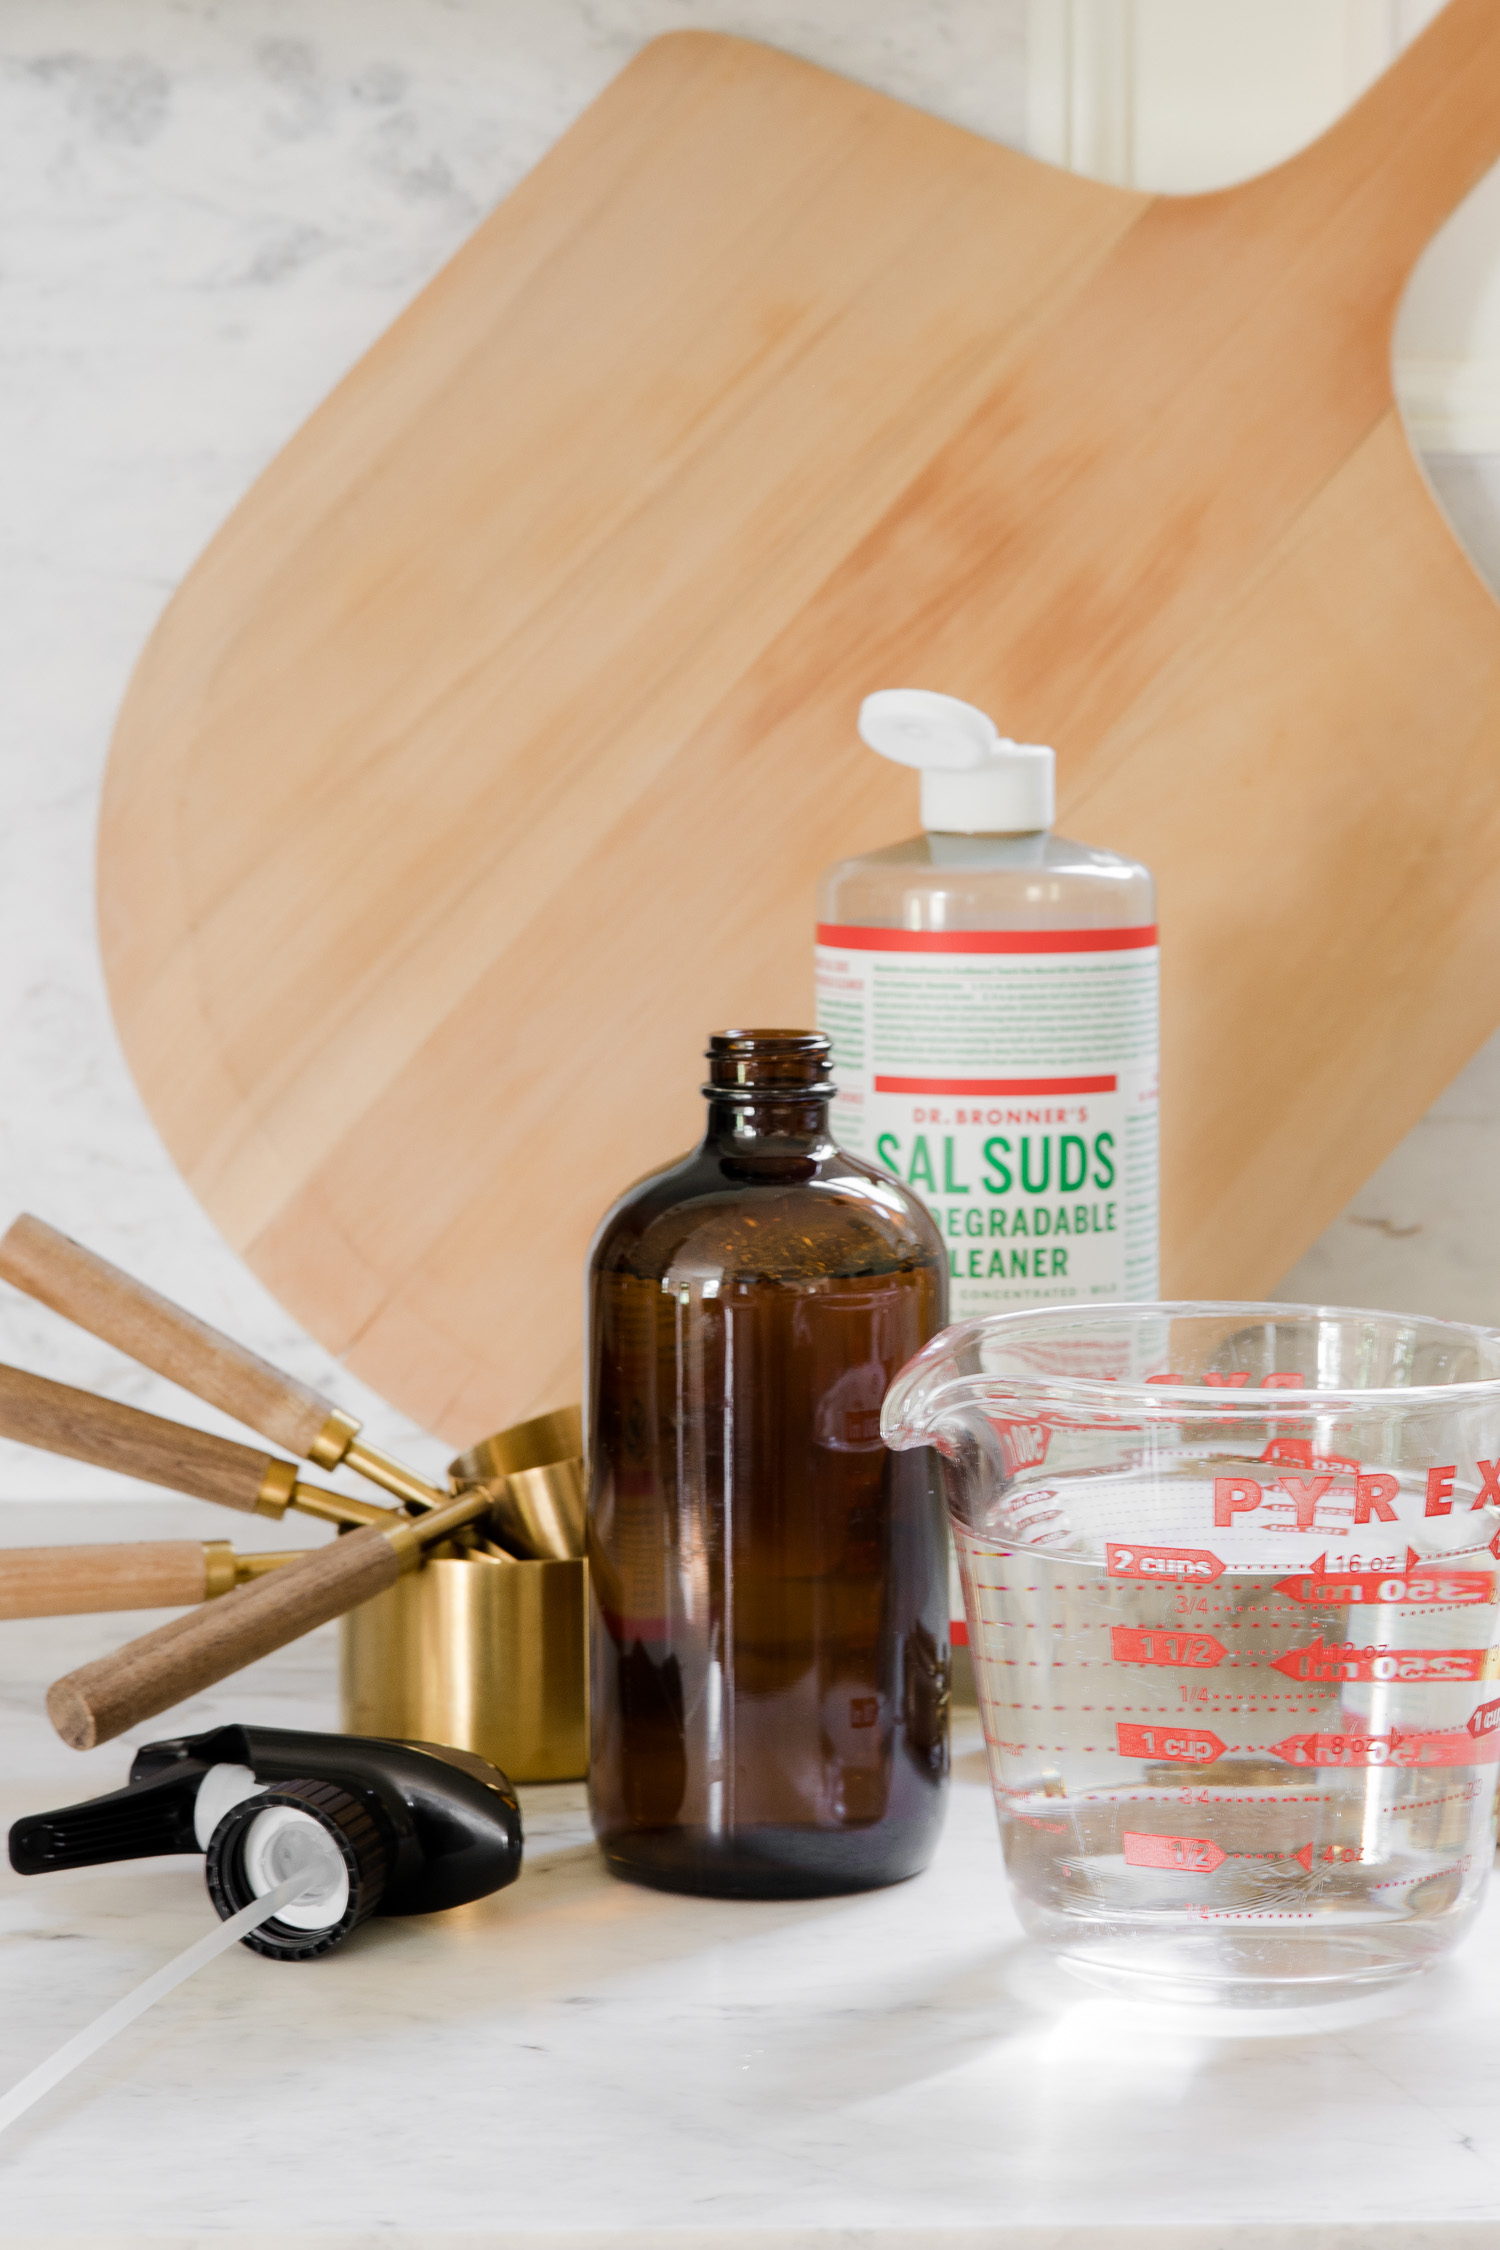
[{"left": 703, "top": 1030, "right": 834, "bottom": 1140}]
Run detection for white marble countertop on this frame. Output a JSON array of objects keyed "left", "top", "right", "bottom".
[{"left": 0, "top": 1509, "right": 1499, "bottom": 2245}]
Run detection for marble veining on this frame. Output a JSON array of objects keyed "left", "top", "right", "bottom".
[{"left": 2, "top": 4, "right": 1500, "bottom": 1505}]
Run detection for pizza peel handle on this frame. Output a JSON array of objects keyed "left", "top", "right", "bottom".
[{"left": 1261, "top": 0, "right": 1500, "bottom": 293}]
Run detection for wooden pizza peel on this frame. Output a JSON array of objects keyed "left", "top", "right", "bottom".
[{"left": 97, "top": 3, "right": 1500, "bottom": 1438}]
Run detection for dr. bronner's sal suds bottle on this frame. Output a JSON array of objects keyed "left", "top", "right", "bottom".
[{"left": 816, "top": 690, "right": 1158, "bottom": 1318}]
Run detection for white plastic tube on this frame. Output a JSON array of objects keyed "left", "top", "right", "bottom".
[{"left": 0, "top": 1872, "right": 306, "bottom": 2140}]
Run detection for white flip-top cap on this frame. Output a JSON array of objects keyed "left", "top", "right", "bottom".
[{"left": 858, "top": 689, "right": 1055, "bottom": 833}]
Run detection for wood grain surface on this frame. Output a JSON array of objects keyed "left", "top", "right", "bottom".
[
  {"left": 0, "top": 1215, "right": 338, "bottom": 1455},
  {"left": 46, "top": 1526, "right": 401, "bottom": 1748},
  {"left": 98, "top": 5, "right": 1500, "bottom": 1442},
  {"left": 0, "top": 1362, "right": 283, "bottom": 1512},
  {"left": 0, "top": 1539, "right": 211, "bottom": 1619}
]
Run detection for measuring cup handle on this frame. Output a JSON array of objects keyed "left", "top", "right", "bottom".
[
  {"left": 0, "top": 1361, "right": 288, "bottom": 1515},
  {"left": 46, "top": 1529, "right": 401, "bottom": 1750},
  {"left": 0, "top": 1216, "right": 341, "bottom": 1458},
  {"left": 0, "top": 1540, "right": 217, "bottom": 1620}
]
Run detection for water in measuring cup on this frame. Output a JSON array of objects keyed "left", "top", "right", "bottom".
[{"left": 959, "top": 1463, "right": 1500, "bottom": 2005}]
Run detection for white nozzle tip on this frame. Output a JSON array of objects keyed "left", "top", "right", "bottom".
[{"left": 856, "top": 688, "right": 1055, "bottom": 833}]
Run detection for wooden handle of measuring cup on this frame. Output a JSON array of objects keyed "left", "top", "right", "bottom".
[
  {"left": 46, "top": 1487, "right": 490, "bottom": 1747},
  {"left": 0, "top": 1362, "right": 293, "bottom": 1513},
  {"left": 46, "top": 1527, "right": 403, "bottom": 1749},
  {"left": 0, "top": 1539, "right": 252, "bottom": 1619},
  {"left": 0, "top": 1216, "right": 341, "bottom": 1457}
]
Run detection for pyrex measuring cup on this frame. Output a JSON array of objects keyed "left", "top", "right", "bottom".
[{"left": 883, "top": 1303, "right": 1500, "bottom": 2007}]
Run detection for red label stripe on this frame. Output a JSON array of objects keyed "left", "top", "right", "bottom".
[
  {"left": 874, "top": 1073, "right": 1116, "bottom": 1096},
  {"left": 816, "top": 923, "right": 1158, "bottom": 954}
]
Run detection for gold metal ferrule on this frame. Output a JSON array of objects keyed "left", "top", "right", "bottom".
[
  {"left": 202, "top": 1541, "right": 239, "bottom": 1598},
  {"left": 253, "top": 1458, "right": 298, "bottom": 1520},
  {"left": 307, "top": 1407, "right": 447, "bottom": 1514},
  {"left": 255, "top": 1455, "right": 400, "bottom": 1529},
  {"left": 307, "top": 1406, "right": 361, "bottom": 1471}
]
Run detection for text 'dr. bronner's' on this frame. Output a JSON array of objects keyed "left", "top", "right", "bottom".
[{"left": 817, "top": 690, "right": 1158, "bottom": 1319}]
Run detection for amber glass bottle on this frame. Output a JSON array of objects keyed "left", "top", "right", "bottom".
[{"left": 586, "top": 1029, "right": 950, "bottom": 1899}]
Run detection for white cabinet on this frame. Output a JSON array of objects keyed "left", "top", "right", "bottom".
[{"left": 1027, "top": 0, "right": 1499, "bottom": 449}]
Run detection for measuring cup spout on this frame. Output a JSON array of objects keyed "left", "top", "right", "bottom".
[
  {"left": 881, "top": 1340, "right": 938, "bottom": 1451},
  {"left": 881, "top": 1330, "right": 989, "bottom": 1453},
  {"left": 880, "top": 1329, "right": 1023, "bottom": 1546}
]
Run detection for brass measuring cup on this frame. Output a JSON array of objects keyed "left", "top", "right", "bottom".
[
  {"left": 0, "top": 1219, "right": 587, "bottom": 1774},
  {"left": 450, "top": 1406, "right": 586, "bottom": 1563},
  {"left": 342, "top": 1407, "right": 587, "bottom": 1781}
]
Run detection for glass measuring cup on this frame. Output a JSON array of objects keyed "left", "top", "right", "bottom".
[{"left": 883, "top": 1302, "right": 1500, "bottom": 2008}]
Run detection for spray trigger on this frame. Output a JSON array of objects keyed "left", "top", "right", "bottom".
[{"left": 0, "top": 1725, "right": 526, "bottom": 2140}]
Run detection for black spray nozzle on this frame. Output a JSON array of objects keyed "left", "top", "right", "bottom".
[{"left": 9, "top": 1725, "right": 523, "bottom": 1956}]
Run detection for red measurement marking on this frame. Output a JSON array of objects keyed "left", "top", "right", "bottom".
[
  {"left": 1111, "top": 1626, "right": 1225, "bottom": 1668},
  {"left": 1468, "top": 1698, "right": 1500, "bottom": 1739},
  {"left": 1276, "top": 1557, "right": 1494, "bottom": 1607},
  {"left": 1292, "top": 1839, "right": 1362, "bottom": 1865},
  {"left": 1271, "top": 1636, "right": 1495, "bottom": 1684},
  {"left": 1122, "top": 1830, "right": 1226, "bottom": 1873},
  {"left": 992, "top": 1419, "right": 1050, "bottom": 1474},
  {"left": 1271, "top": 1728, "right": 1500, "bottom": 1769},
  {"left": 1259, "top": 1439, "right": 1360, "bottom": 1473},
  {"left": 1107, "top": 1542, "right": 1225, "bottom": 1585},
  {"left": 1117, "top": 1723, "right": 1226, "bottom": 1764}
]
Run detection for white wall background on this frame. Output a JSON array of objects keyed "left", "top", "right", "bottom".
[{"left": 2, "top": 0, "right": 1499, "bottom": 1503}]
